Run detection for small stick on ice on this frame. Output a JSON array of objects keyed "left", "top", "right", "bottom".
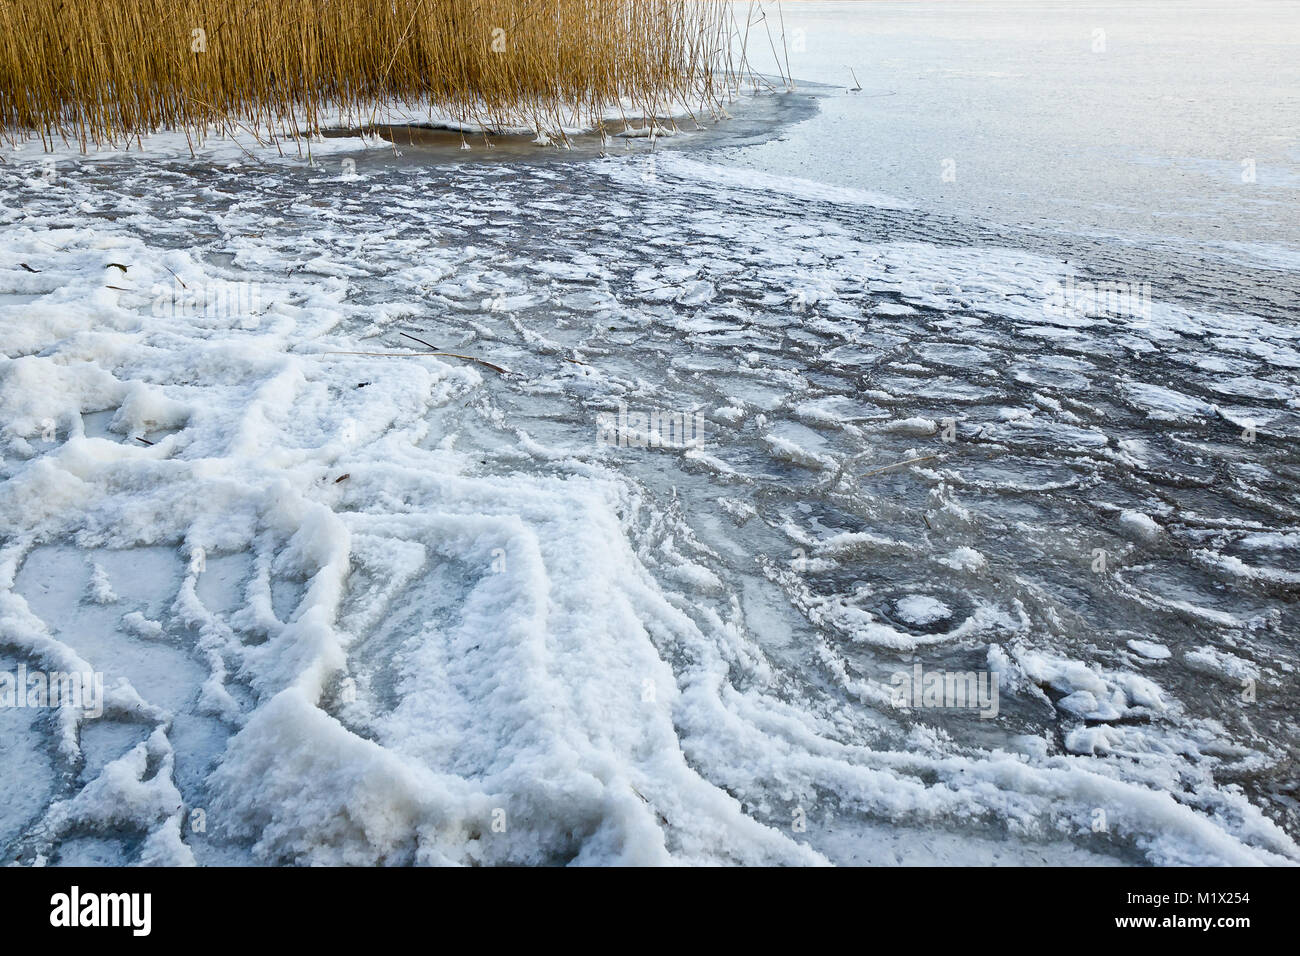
[
  {"left": 862, "top": 454, "right": 938, "bottom": 477},
  {"left": 400, "top": 331, "right": 441, "bottom": 351},
  {"left": 161, "top": 264, "right": 187, "bottom": 289},
  {"left": 324, "top": 350, "right": 512, "bottom": 376}
]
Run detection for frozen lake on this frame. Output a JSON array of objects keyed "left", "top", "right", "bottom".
[
  {"left": 741, "top": 0, "right": 1300, "bottom": 252},
  {"left": 0, "top": 1, "right": 1297, "bottom": 866}
]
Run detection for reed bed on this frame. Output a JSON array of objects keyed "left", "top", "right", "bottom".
[{"left": 0, "top": 0, "right": 765, "bottom": 151}]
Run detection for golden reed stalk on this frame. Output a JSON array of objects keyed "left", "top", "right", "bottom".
[{"left": 0, "top": 0, "right": 751, "bottom": 150}]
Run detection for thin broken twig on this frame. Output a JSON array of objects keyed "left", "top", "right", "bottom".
[
  {"left": 862, "top": 454, "right": 938, "bottom": 478},
  {"left": 323, "top": 350, "right": 511, "bottom": 375}
]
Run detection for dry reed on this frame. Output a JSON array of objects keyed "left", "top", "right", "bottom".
[{"left": 0, "top": 0, "right": 764, "bottom": 151}]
